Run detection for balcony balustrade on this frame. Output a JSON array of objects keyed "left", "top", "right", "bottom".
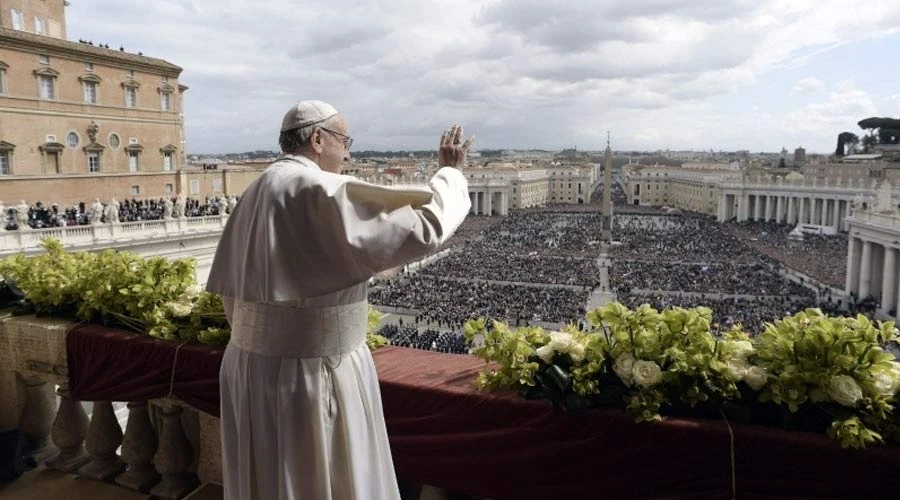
[{"left": 0, "top": 215, "right": 228, "bottom": 255}]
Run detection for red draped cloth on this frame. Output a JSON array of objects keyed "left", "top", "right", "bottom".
[{"left": 66, "top": 326, "right": 900, "bottom": 499}]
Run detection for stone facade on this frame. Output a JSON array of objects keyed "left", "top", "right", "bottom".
[
  {"left": 624, "top": 163, "right": 735, "bottom": 214},
  {"left": 0, "top": 14, "right": 186, "bottom": 205},
  {"left": 0, "top": 0, "right": 67, "bottom": 38}
]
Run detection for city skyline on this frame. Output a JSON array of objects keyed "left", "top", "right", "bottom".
[{"left": 67, "top": 0, "right": 900, "bottom": 154}]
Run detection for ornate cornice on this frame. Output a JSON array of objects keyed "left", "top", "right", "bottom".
[
  {"left": 33, "top": 67, "right": 60, "bottom": 78},
  {"left": 0, "top": 27, "right": 182, "bottom": 76},
  {"left": 160, "top": 144, "right": 177, "bottom": 153},
  {"left": 125, "top": 143, "right": 144, "bottom": 152},
  {"left": 157, "top": 83, "right": 175, "bottom": 93},
  {"left": 78, "top": 73, "right": 102, "bottom": 84},
  {"left": 121, "top": 78, "right": 141, "bottom": 89},
  {"left": 0, "top": 140, "right": 15, "bottom": 151},
  {"left": 0, "top": 61, "right": 7, "bottom": 70},
  {"left": 39, "top": 142, "right": 65, "bottom": 153},
  {"left": 82, "top": 142, "right": 105, "bottom": 152}
]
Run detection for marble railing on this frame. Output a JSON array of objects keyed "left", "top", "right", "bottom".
[
  {"left": 0, "top": 314, "right": 221, "bottom": 498},
  {"left": 850, "top": 211, "right": 900, "bottom": 229},
  {"left": 0, "top": 215, "right": 227, "bottom": 254}
]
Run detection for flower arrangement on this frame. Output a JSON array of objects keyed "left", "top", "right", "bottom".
[
  {"left": 464, "top": 302, "right": 900, "bottom": 449},
  {"left": 0, "top": 238, "right": 387, "bottom": 351}
]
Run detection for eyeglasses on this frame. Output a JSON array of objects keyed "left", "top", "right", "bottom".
[{"left": 320, "top": 127, "right": 353, "bottom": 150}]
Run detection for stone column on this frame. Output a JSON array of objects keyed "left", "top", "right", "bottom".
[
  {"left": 717, "top": 194, "right": 726, "bottom": 222},
  {"left": 787, "top": 197, "right": 795, "bottom": 225},
  {"left": 18, "top": 375, "right": 56, "bottom": 462},
  {"left": 846, "top": 237, "right": 859, "bottom": 295},
  {"left": 753, "top": 195, "right": 763, "bottom": 221},
  {"left": 116, "top": 401, "right": 160, "bottom": 493},
  {"left": 79, "top": 401, "right": 125, "bottom": 481},
  {"left": 46, "top": 383, "right": 90, "bottom": 472},
  {"left": 150, "top": 405, "right": 199, "bottom": 500},
  {"left": 882, "top": 248, "right": 898, "bottom": 314},
  {"left": 485, "top": 189, "right": 493, "bottom": 216},
  {"left": 833, "top": 199, "right": 841, "bottom": 231},
  {"left": 776, "top": 195, "right": 784, "bottom": 223},
  {"left": 860, "top": 241, "right": 873, "bottom": 300}
]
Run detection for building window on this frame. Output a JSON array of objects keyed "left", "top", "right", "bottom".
[
  {"left": 108, "top": 134, "right": 120, "bottom": 150},
  {"left": 34, "top": 17, "right": 46, "bottom": 35},
  {"left": 161, "top": 92, "right": 171, "bottom": 111},
  {"left": 0, "top": 63, "right": 6, "bottom": 94},
  {"left": 131, "top": 185, "right": 141, "bottom": 196},
  {"left": 126, "top": 70, "right": 134, "bottom": 78},
  {"left": 125, "top": 87, "right": 137, "bottom": 107},
  {"left": 38, "top": 74, "right": 54, "bottom": 99},
  {"left": 163, "top": 151, "right": 173, "bottom": 171},
  {"left": 39, "top": 54, "right": 50, "bottom": 65},
  {"left": 190, "top": 180, "right": 200, "bottom": 195},
  {"left": 0, "top": 152, "right": 9, "bottom": 175},
  {"left": 85, "top": 62, "right": 94, "bottom": 72},
  {"left": 11, "top": 10, "right": 24, "bottom": 30},
  {"left": 162, "top": 76, "right": 168, "bottom": 82},
  {"left": 83, "top": 81, "right": 97, "bottom": 104},
  {"left": 128, "top": 151, "right": 140, "bottom": 172},
  {"left": 88, "top": 152, "right": 101, "bottom": 172},
  {"left": 66, "top": 132, "right": 79, "bottom": 148},
  {"left": 165, "top": 183, "right": 173, "bottom": 194}
]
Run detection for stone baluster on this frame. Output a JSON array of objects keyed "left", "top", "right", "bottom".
[
  {"left": 116, "top": 401, "right": 161, "bottom": 492},
  {"left": 150, "top": 404, "right": 199, "bottom": 499},
  {"left": 18, "top": 374, "right": 57, "bottom": 463},
  {"left": 79, "top": 401, "right": 125, "bottom": 480},
  {"left": 46, "top": 383, "right": 90, "bottom": 472}
]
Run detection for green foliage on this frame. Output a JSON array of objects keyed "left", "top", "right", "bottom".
[
  {"left": 0, "top": 238, "right": 387, "bottom": 352},
  {"left": 464, "top": 303, "right": 900, "bottom": 449}
]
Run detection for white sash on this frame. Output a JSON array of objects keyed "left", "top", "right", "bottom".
[{"left": 227, "top": 298, "right": 368, "bottom": 358}]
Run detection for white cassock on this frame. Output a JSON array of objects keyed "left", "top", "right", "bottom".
[{"left": 206, "top": 153, "right": 470, "bottom": 500}]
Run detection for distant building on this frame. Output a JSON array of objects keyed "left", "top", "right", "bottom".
[
  {"left": 0, "top": 0, "right": 188, "bottom": 204},
  {"left": 794, "top": 147, "right": 806, "bottom": 165}
]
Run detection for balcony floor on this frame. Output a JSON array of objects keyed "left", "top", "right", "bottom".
[{"left": 0, "top": 467, "right": 223, "bottom": 500}]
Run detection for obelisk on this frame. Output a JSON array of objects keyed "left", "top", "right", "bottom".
[{"left": 601, "top": 131, "right": 613, "bottom": 242}]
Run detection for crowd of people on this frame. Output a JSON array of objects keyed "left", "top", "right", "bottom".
[
  {"left": 2, "top": 196, "right": 236, "bottom": 230},
  {"left": 722, "top": 221, "right": 848, "bottom": 289},
  {"left": 610, "top": 261, "right": 811, "bottom": 296},
  {"left": 369, "top": 275, "right": 588, "bottom": 327},
  {"left": 375, "top": 324, "right": 470, "bottom": 354},
  {"left": 370, "top": 189, "right": 863, "bottom": 353}
]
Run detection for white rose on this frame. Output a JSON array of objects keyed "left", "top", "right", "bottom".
[
  {"left": 743, "top": 366, "right": 768, "bottom": 391},
  {"left": 613, "top": 353, "right": 636, "bottom": 386},
  {"left": 569, "top": 343, "right": 585, "bottom": 363},
  {"left": 183, "top": 284, "right": 203, "bottom": 298},
  {"left": 730, "top": 340, "right": 754, "bottom": 360},
  {"left": 548, "top": 331, "right": 574, "bottom": 352},
  {"left": 167, "top": 301, "right": 192, "bottom": 318},
  {"left": 724, "top": 359, "right": 749, "bottom": 382},
  {"left": 827, "top": 375, "right": 864, "bottom": 407},
  {"left": 872, "top": 372, "right": 896, "bottom": 397},
  {"left": 535, "top": 345, "right": 555, "bottom": 364},
  {"left": 632, "top": 360, "right": 663, "bottom": 388}
]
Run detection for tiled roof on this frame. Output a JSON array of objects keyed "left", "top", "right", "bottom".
[{"left": 0, "top": 27, "right": 182, "bottom": 74}]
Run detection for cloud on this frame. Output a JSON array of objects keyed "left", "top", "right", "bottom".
[
  {"left": 782, "top": 82, "right": 876, "bottom": 136},
  {"left": 790, "top": 77, "right": 825, "bottom": 95},
  {"left": 62, "top": 0, "right": 900, "bottom": 153}
]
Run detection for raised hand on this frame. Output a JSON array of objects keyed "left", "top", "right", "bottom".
[{"left": 438, "top": 124, "right": 475, "bottom": 168}]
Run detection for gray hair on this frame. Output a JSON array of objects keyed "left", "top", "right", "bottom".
[{"left": 278, "top": 116, "right": 337, "bottom": 153}]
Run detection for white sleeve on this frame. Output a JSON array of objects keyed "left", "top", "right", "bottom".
[{"left": 287, "top": 167, "right": 471, "bottom": 290}]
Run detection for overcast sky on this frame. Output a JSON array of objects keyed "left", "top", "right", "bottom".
[{"left": 67, "top": 0, "right": 900, "bottom": 154}]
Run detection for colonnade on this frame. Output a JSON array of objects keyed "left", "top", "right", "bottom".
[
  {"left": 468, "top": 189, "right": 509, "bottom": 216},
  {"left": 718, "top": 192, "right": 852, "bottom": 232},
  {"left": 846, "top": 236, "right": 900, "bottom": 315}
]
